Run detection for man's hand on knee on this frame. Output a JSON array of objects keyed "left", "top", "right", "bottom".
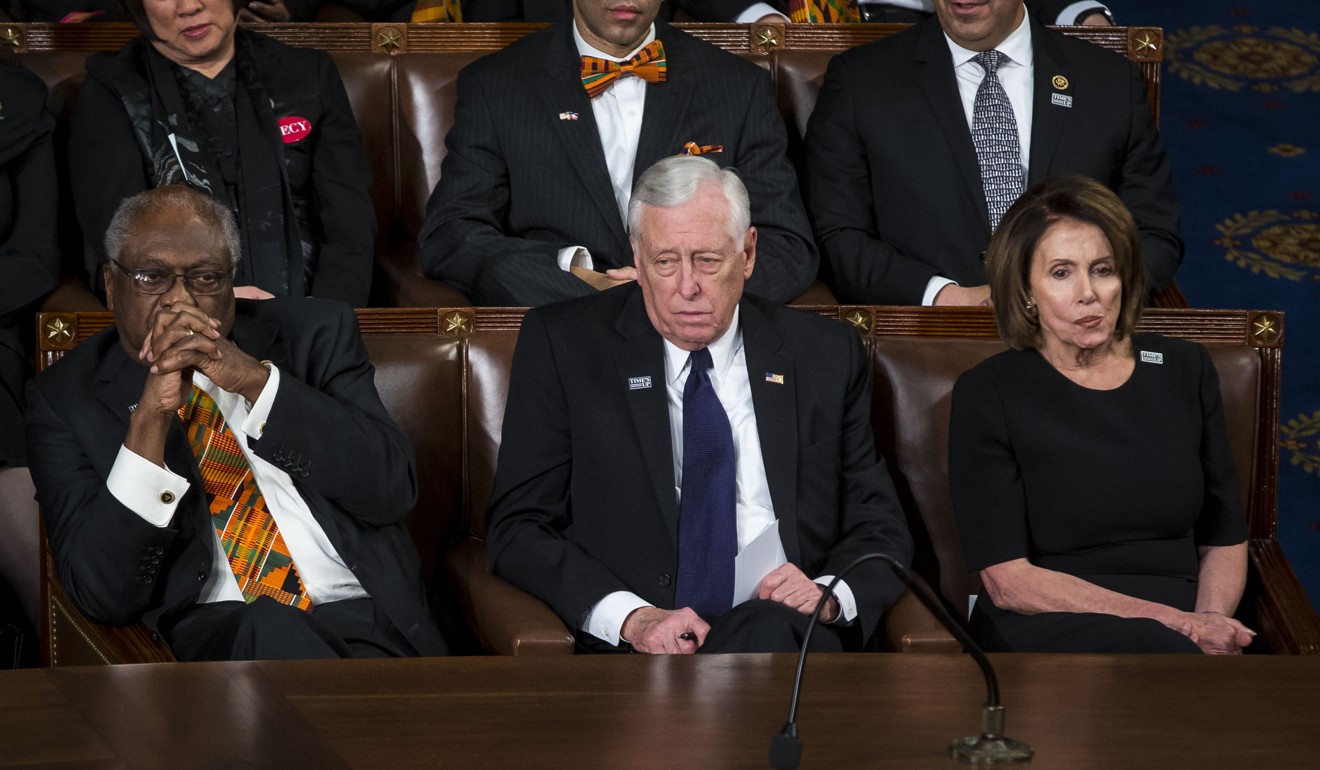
[
  {"left": 757, "top": 564, "right": 838, "bottom": 622},
  {"left": 621, "top": 606, "right": 709, "bottom": 654}
]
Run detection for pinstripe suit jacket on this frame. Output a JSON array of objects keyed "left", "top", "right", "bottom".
[{"left": 417, "top": 22, "right": 817, "bottom": 305}]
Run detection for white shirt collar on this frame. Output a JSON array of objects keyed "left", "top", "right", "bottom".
[
  {"left": 573, "top": 23, "right": 657, "bottom": 62},
  {"left": 944, "top": 4, "right": 1034, "bottom": 71},
  {"left": 663, "top": 306, "right": 742, "bottom": 387}
]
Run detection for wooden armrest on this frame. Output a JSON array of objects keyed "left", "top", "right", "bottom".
[
  {"left": 41, "top": 520, "right": 175, "bottom": 665},
  {"left": 1245, "top": 540, "right": 1320, "bottom": 654},
  {"left": 880, "top": 588, "right": 962, "bottom": 654},
  {"left": 442, "top": 538, "right": 573, "bottom": 656},
  {"left": 45, "top": 579, "right": 175, "bottom": 666},
  {"left": 374, "top": 242, "right": 472, "bottom": 308}
]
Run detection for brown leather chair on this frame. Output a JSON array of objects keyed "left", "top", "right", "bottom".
[{"left": 861, "top": 305, "right": 1320, "bottom": 654}]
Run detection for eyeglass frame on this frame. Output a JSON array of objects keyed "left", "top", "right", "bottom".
[{"left": 108, "top": 260, "right": 236, "bottom": 297}]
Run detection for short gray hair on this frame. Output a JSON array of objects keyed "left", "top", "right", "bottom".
[
  {"left": 104, "top": 185, "right": 241, "bottom": 272},
  {"left": 627, "top": 155, "right": 751, "bottom": 246}
]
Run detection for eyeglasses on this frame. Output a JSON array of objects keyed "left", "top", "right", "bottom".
[{"left": 110, "top": 261, "right": 234, "bottom": 296}]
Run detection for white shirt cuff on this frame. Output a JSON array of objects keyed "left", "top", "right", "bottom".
[
  {"left": 1054, "top": 1, "right": 1110, "bottom": 24},
  {"left": 814, "top": 576, "right": 858, "bottom": 624},
  {"left": 584, "top": 590, "right": 652, "bottom": 645},
  {"left": 922, "top": 276, "right": 958, "bottom": 307},
  {"left": 556, "top": 246, "right": 594, "bottom": 272},
  {"left": 107, "top": 444, "right": 190, "bottom": 528},
  {"left": 240, "top": 363, "right": 280, "bottom": 440},
  {"left": 736, "top": 3, "right": 786, "bottom": 22}
]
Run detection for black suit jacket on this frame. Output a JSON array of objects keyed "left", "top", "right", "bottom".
[
  {"left": 25, "top": 299, "right": 446, "bottom": 656},
  {"left": 805, "top": 15, "right": 1182, "bottom": 304},
  {"left": 71, "top": 33, "right": 376, "bottom": 305},
  {"left": 485, "top": 285, "right": 912, "bottom": 644},
  {"left": 418, "top": 22, "right": 817, "bottom": 305}
]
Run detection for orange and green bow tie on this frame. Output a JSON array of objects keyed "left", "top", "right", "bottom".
[
  {"left": 789, "top": 0, "right": 859, "bottom": 23},
  {"left": 581, "top": 40, "right": 667, "bottom": 98}
]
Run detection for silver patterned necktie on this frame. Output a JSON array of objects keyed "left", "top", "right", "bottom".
[{"left": 971, "top": 50, "right": 1025, "bottom": 231}]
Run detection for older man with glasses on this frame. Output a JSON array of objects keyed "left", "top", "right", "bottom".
[{"left": 25, "top": 185, "right": 447, "bottom": 661}]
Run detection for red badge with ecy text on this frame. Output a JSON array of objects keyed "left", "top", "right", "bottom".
[{"left": 278, "top": 116, "right": 313, "bottom": 144}]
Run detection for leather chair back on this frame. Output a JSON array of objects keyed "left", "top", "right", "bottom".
[
  {"left": 463, "top": 329, "right": 520, "bottom": 542},
  {"left": 331, "top": 51, "right": 397, "bottom": 241},
  {"left": 395, "top": 51, "right": 488, "bottom": 242}
]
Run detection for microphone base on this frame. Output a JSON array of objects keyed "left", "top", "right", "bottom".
[{"left": 949, "top": 735, "right": 1034, "bottom": 764}]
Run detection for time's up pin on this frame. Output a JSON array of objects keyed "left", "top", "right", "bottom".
[{"left": 1050, "top": 74, "right": 1073, "bottom": 108}]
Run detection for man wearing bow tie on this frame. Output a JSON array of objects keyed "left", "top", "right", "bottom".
[
  {"left": 418, "top": 0, "right": 817, "bottom": 306},
  {"left": 805, "top": 0, "right": 1182, "bottom": 306}
]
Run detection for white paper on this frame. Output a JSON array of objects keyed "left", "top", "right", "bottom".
[{"left": 733, "top": 520, "right": 788, "bottom": 605}]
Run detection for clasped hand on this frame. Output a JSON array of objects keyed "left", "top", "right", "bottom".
[{"left": 136, "top": 304, "right": 268, "bottom": 414}]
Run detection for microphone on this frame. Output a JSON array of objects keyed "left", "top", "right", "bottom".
[{"left": 768, "top": 553, "right": 1033, "bottom": 768}]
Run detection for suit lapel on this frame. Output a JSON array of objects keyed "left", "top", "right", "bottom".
[
  {"left": 540, "top": 26, "right": 631, "bottom": 247},
  {"left": 613, "top": 290, "right": 681, "bottom": 540},
  {"left": 913, "top": 20, "right": 991, "bottom": 231},
  {"left": 740, "top": 301, "right": 800, "bottom": 565},
  {"left": 632, "top": 24, "right": 695, "bottom": 187},
  {"left": 1027, "top": 23, "right": 1070, "bottom": 186}
]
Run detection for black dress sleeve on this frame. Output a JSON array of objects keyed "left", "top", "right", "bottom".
[{"left": 948, "top": 360, "right": 1032, "bottom": 572}]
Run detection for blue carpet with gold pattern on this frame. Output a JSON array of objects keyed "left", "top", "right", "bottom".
[{"left": 1106, "top": 0, "right": 1320, "bottom": 611}]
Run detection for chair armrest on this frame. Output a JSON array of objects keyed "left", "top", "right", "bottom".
[
  {"left": 44, "top": 565, "right": 175, "bottom": 666},
  {"left": 879, "top": 588, "right": 962, "bottom": 654},
  {"left": 442, "top": 538, "right": 574, "bottom": 656},
  {"left": 374, "top": 242, "right": 472, "bottom": 308},
  {"left": 1245, "top": 539, "right": 1320, "bottom": 654}
]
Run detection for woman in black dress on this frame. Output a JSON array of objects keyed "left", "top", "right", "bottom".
[
  {"left": 70, "top": 0, "right": 375, "bottom": 305},
  {"left": 949, "top": 174, "right": 1254, "bottom": 654}
]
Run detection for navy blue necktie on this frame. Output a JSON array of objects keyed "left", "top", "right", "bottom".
[{"left": 673, "top": 347, "right": 737, "bottom": 621}]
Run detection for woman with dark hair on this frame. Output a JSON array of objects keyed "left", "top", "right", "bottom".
[
  {"left": 948, "top": 174, "right": 1253, "bottom": 654},
  {"left": 69, "top": 0, "right": 375, "bottom": 305},
  {"left": 0, "top": 58, "right": 59, "bottom": 666}
]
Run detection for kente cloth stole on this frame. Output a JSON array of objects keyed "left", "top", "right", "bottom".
[
  {"left": 410, "top": 0, "right": 462, "bottom": 23},
  {"left": 179, "top": 386, "right": 312, "bottom": 611},
  {"left": 580, "top": 40, "right": 668, "bottom": 99},
  {"left": 789, "top": 0, "right": 860, "bottom": 24}
]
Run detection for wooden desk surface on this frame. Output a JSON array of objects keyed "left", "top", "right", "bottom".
[{"left": 2, "top": 653, "right": 1316, "bottom": 768}]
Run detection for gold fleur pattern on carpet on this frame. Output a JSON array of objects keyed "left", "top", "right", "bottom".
[
  {"left": 1167, "top": 25, "right": 1320, "bottom": 92},
  {"left": 1281, "top": 410, "right": 1320, "bottom": 477},
  {"left": 1269, "top": 144, "right": 1307, "bottom": 157},
  {"left": 1213, "top": 210, "right": 1320, "bottom": 281}
]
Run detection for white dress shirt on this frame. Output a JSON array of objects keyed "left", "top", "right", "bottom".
[
  {"left": 555, "top": 25, "right": 657, "bottom": 273},
  {"left": 923, "top": 8, "right": 1035, "bottom": 305},
  {"left": 107, "top": 366, "right": 367, "bottom": 606},
  {"left": 584, "top": 310, "right": 858, "bottom": 645}
]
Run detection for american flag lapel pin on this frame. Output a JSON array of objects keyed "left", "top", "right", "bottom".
[
  {"left": 559, "top": 111, "right": 580, "bottom": 121},
  {"left": 765, "top": 372, "right": 785, "bottom": 385}
]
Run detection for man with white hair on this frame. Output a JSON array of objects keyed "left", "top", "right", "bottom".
[{"left": 487, "top": 156, "right": 912, "bottom": 653}]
